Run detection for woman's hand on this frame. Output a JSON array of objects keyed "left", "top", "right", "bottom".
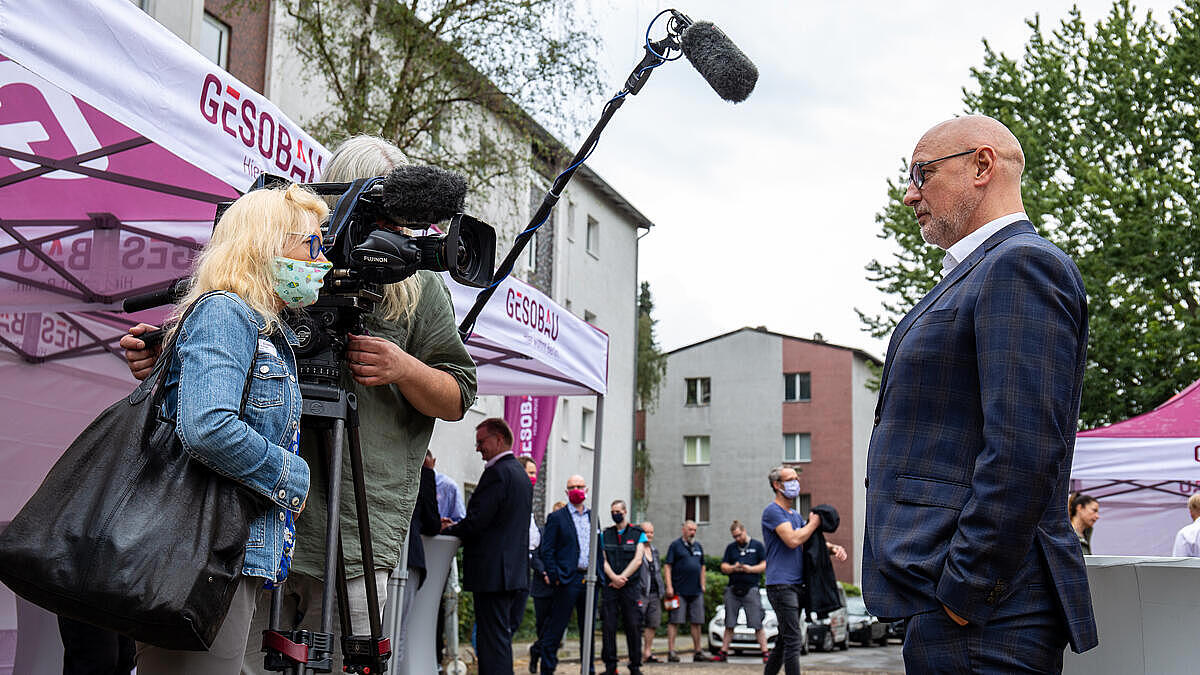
[{"left": 119, "top": 323, "right": 161, "bottom": 380}]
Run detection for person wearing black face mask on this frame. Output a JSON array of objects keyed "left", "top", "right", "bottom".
[{"left": 599, "top": 500, "right": 648, "bottom": 675}]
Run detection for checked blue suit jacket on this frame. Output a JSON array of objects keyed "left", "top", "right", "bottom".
[{"left": 861, "top": 220, "right": 1099, "bottom": 653}]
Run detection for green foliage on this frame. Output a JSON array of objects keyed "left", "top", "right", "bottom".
[
  {"left": 636, "top": 282, "right": 669, "bottom": 412},
  {"left": 267, "top": 0, "right": 604, "bottom": 192},
  {"left": 704, "top": 569, "right": 728, "bottom": 624},
  {"left": 860, "top": 0, "right": 1200, "bottom": 427},
  {"left": 840, "top": 581, "right": 862, "bottom": 597}
]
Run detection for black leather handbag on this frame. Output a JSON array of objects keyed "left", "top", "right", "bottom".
[{"left": 0, "top": 293, "right": 265, "bottom": 651}]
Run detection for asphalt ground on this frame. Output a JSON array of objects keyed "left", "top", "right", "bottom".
[{"left": 493, "top": 637, "right": 905, "bottom": 675}]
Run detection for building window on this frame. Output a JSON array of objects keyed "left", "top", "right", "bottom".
[
  {"left": 526, "top": 184, "right": 541, "bottom": 274},
  {"left": 784, "top": 372, "right": 812, "bottom": 402},
  {"left": 586, "top": 215, "right": 599, "bottom": 255},
  {"left": 795, "top": 492, "right": 812, "bottom": 515},
  {"left": 526, "top": 230, "right": 538, "bottom": 274},
  {"left": 684, "top": 495, "right": 710, "bottom": 524},
  {"left": 684, "top": 435, "right": 710, "bottom": 465},
  {"left": 784, "top": 433, "right": 811, "bottom": 463},
  {"left": 581, "top": 407, "right": 595, "bottom": 448},
  {"left": 198, "top": 12, "right": 230, "bottom": 69},
  {"left": 685, "top": 377, "right": 711, "bottom": 406}
]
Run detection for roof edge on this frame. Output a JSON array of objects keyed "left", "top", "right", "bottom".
[{"left": 666, "top": 326, "right": 883, "bottom": 365}]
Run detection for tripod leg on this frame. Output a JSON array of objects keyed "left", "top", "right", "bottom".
[
  {"left": 336, "top": 533, "right": 353, "bottom": 638},
  {"left": 345, "top": 410, "right": 384, "bottom": 637}
]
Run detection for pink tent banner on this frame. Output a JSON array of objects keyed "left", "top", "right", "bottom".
[{"left": 505, "top": 395, "right": 557, "bottom": 469}]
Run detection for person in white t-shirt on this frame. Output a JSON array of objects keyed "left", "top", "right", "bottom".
[{"left": 1171, "top": 494, "right": 1200, "bottom": 556}]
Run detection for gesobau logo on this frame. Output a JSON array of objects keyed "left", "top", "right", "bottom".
[
  {"left": 505, "top": 288, "right": 559, "bottom": 341},
  {"left": 199, "top": 73, "right": 320, "bottom": 181}
]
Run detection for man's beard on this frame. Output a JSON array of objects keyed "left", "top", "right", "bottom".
[{"left": 920, "top": 194, "right": 978, "bottom": 248}]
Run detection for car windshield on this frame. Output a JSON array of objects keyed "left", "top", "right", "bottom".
[{"left": 845, "top": 595, "right": 868, "bottom": 616}]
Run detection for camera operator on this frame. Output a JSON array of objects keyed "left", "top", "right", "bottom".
[{"left": 120, "top": 135, "right": 477, "bottom": 673}]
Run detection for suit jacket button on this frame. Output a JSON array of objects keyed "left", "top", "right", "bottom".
[
  {"left": 864, "top": 477, "right": 870, "bottom": 489},
  {"left": 873, "top": 414, "right": 881, "bottom": 426}
]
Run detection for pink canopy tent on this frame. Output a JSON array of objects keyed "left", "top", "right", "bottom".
[{"left": 1071, "top": 379, "right": 1200, "bottom": 555}]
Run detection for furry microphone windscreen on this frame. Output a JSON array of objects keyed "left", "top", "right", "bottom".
[
  {"left": 379, "top": 165, "right": 468, "bottom": 224},
  {"left": 680, "top": 21, "right": 759, "bottom": 103}
]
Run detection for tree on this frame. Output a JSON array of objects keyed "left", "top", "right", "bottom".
[
  {"left": 859, "top": 0, "right": 1200, "bottom": 427},
  {"left": 264, "top": 0, "right": 604, "bottom": 194},
  {"left": 633, "top": 281, "right": 667, "bottom": 514},
  {"left": 636, "top": 281, "right": 668, "bottom": 412}
]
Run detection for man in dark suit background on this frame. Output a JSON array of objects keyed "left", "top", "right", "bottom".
[
  {"left": 444, "top": 418, "right": 532, "bottom": 675},
  {"left": 862, "top": 115, "right": 1097, "bottom": 673},
  {"left": 534, "top": 475, "right": 596, "bottom": 675}
]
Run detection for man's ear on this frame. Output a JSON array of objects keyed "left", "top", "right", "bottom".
[{"left": 973, "top": 146, "right": 998, "bottom": 186}]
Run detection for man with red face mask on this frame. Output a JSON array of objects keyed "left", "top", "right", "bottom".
[{"left": 533, "top": 475, "right": 598, "bottom": 674}]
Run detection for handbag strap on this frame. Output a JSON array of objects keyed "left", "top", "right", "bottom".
[{"left": 131, "top": 291, "right": 260, "bottom": 415}]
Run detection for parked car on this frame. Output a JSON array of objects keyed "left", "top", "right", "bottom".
[
  {"left": 845, "top": 594, "right": 889, "bottom": 647},
  {"left": 806, "top": 585, "right": 849, "bottom": 652},
  {"left": 885, "top": 616, "right": 907, "bottom": 643},
  {"left": 708, "top": 588, "right": 806, "bottom": 655}
]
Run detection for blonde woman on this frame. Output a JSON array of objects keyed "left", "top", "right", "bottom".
[
  {"left": 123, "top": 136, "right": 478, "bottom": 673},
  {"left": 136, "top": 185, "right": 331, "bottom": 674}
]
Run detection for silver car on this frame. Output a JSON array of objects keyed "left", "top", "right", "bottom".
[
  {"left": 707, "top": 588, "right": 808, "bottom": 656},
  {"left": 807, "top": 585, "right": 849, "bottom": 652}
]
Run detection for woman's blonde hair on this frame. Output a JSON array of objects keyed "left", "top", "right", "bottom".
[
  {"left": 170, "top": 184, "right": 329, "bottom": 337},
  {"left": 324, "top": 134, "right": 424, "bottom": 322}
]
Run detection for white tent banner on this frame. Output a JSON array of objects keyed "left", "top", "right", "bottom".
[
  {"left": 1072, "top": 436, "right": 1200, "bottom": 481},
  {"left": 446, "top": 273, "right": 608, "bottom": 396},
  {"left": 0, "top": 0, "right": 328, "bottom": 190}
]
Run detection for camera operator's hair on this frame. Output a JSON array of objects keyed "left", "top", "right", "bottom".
[
  {"left": 323, "top": 135, "right": 423, "bottom": 323},
  {"left": 172, "top": 184, "right": 328, "bottom": 336}
]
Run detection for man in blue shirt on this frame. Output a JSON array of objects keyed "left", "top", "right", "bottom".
[
  {"left": 713, "top": 520, "right": 768, "bottom": 662},
  {"left": 663, "top": 520, "right": 712, "bottom": 662},
  {"left": 426, "top": 450, "right": 465, "bottom": 524},
  {"left": 761, "top": 467, "right": 821, "bottom": 675}
]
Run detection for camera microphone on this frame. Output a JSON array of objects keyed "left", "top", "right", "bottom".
[
  {"left": 679, "top": 20, "right": 759, "bottom": 103},
  {"left": 378, "top": 164, "right": 467, "bottom": 225}
]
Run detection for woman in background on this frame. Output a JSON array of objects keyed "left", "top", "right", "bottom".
[{"left": 1069, "top": 493, "right": 1101, "bottom": 555}]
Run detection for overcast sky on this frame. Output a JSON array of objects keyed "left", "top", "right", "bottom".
[{"left": 574, "top": 0, "right": 1178, "bottom": 358}]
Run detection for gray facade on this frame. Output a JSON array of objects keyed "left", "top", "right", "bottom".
[
  {"left": 643, "top": 329, "right": 783, "bottom": 555},
  {"left": 642, "top": 327, "right": 879, "bottom": 584}
]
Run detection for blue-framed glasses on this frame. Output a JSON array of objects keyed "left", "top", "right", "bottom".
[
  {"left": 289, "top": 233, "right": 327, "bottom": 260},
  {"left": 908, "top": 148, "right": 978, "bottom": 189}
]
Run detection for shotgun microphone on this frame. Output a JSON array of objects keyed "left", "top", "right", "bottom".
[{"left": 679, "top": 20, "right": 759, "bottom": 103}]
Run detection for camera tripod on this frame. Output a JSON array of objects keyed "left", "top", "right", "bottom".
[{"left": 261, "top": 380, "right": 392, "bottom": 674}]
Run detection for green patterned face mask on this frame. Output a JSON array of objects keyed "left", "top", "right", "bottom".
[{"left": 270, "top": 256, "right": 332, "bottom": 308}]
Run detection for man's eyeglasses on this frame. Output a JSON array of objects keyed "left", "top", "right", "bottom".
[
  {"left": 289, "top": 233, "right": 327, "bottom": 260},
  {"left": 908, "top": 148, "right": 977, "bottom": 189}
]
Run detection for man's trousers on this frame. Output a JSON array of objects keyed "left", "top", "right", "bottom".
[
  {"left": 533, "top": 576, "right": 595, "bottom": 674},
  {"left": 600, "top": 582, "right": 642, "bottom": 673}
]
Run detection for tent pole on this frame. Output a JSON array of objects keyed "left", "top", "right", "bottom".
[{"left": 580, "top": 394, "right": 605, "bottom": 674}]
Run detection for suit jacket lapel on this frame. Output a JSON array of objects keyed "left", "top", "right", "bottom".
[{"left": 874, "top": 221, "right": 1036, "bottom": 415}]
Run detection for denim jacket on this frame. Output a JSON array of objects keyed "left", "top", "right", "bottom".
[{"left": 160, "top": 291, "right": 309, "bottom": 581}]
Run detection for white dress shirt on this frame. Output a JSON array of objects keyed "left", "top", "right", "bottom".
[
  {"left": 1173, "top": 518, "right": 1200, "bottom": 556},
  {"left": 942, "top": 211, "right": 1029, "bottom": 276}
]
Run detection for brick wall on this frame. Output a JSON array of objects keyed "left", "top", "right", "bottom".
[{"left": 782, "top": 338, "right": 855, "bottom": 582}]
